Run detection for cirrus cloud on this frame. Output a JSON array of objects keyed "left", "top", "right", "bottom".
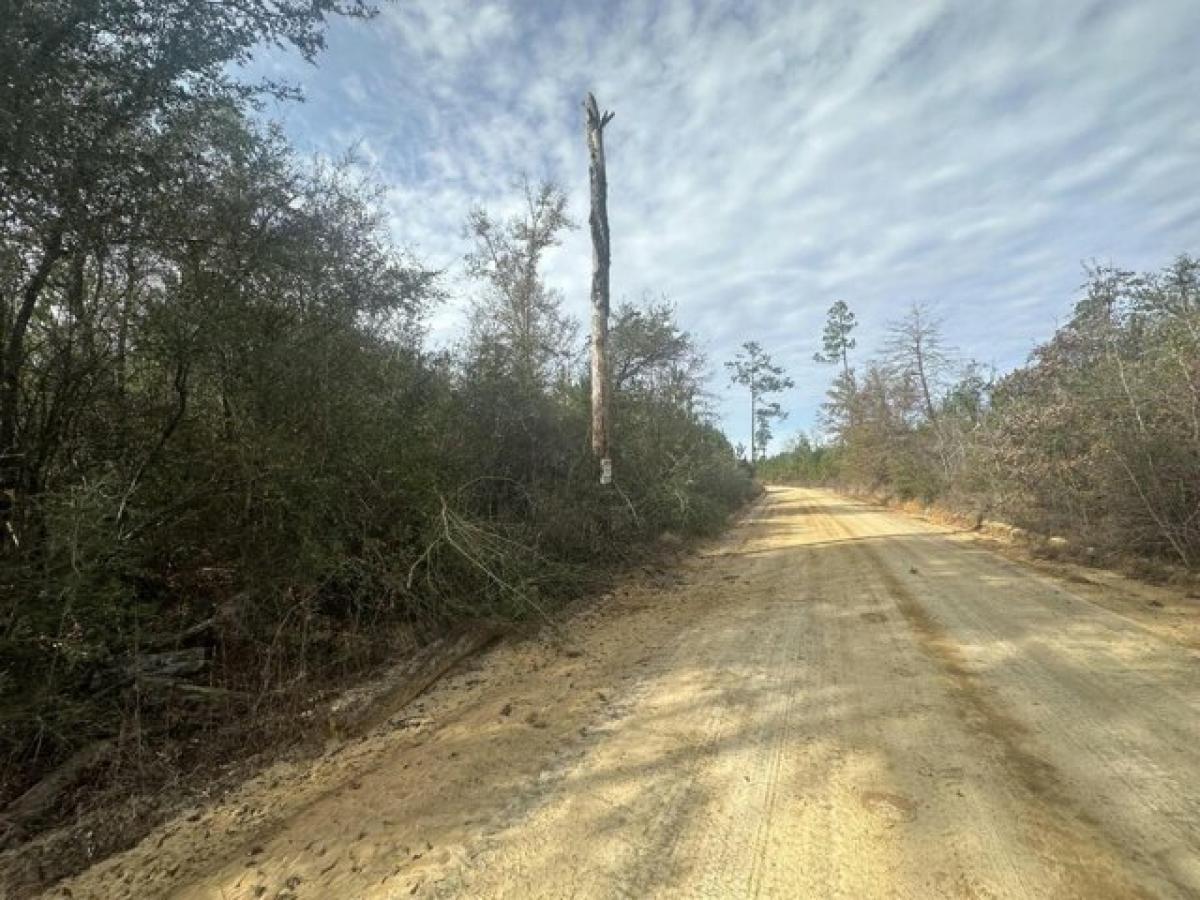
[{"left": 252, "top": 0, "right": 1200, "bottom": 446}]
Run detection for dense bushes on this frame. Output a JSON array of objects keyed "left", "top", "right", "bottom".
[
  {"left": 0, "top": 2, "right": 752, "bottom": 821},
  {"left": 762, "top": 260, "right": 1200, "bottom": 570},
  {"left": 983, "top": 260, "right": 1200, "bottom": 564}
]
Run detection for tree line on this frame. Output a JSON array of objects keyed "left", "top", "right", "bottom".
[
  {"left": 0, "top": 0, "right": 753, "bottom": 838},
  {"left": 761, "top": 259, "right": 1200, "bottom": 571}
]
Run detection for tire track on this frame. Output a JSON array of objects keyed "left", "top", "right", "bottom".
[{"left": 836, "top": 498, "right": 1166, "bottom": 899}]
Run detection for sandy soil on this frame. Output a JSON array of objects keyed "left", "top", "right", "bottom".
[{"left": 27, "top": 486, "right": 1200, "bottom": 899}]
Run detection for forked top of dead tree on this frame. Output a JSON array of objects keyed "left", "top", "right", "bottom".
[{"left": 585, "top": 93, "right": 615, "bottom": 130}]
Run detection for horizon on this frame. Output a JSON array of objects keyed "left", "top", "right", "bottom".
[{"left": 250, "top": 0, "right": 1200, "bottom": 449}]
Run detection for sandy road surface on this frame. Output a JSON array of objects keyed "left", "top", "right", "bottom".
[{"left": 38, "top": 487, "right": 1200, "bottom": 899}]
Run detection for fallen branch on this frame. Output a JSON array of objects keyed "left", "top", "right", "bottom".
[
  {"left": 0, "top": 740, "right": 115, "bottom": 851},
  {"left": 326, "top": 626, "right": 504, "bottom": 738}
]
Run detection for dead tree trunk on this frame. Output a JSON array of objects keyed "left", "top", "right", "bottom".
[{"left": 585, "top": 92, "right": 615, "bottom": 484}]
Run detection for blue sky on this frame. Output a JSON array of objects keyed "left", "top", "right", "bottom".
[{"left": 249, "top": 0, "right": 1200, "bottom": 450}]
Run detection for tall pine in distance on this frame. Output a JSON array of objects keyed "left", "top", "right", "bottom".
[
  {"left": 726, "top": 341, "right": 793, "bottom": 468},
  {"left": 813, "top": 300, "right": 858, "bottom": 380}
]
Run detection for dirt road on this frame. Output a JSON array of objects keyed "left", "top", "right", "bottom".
[{"left": 40, "top": 487, "right": 1200, "bottom": 898}]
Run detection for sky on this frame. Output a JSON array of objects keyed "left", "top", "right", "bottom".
[{"left": 249, "top": 0, "right": 1200, "bottom": 450}]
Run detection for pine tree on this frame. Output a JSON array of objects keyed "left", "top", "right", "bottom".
[
  {"left": 726, "top": 341, "right": 793, "bottom": 468},
  {"left": 813, "top": 300, "right": 858, "bottom": 379}
]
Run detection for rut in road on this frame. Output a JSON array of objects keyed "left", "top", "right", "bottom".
[{"left": 41, "top": 487, "right": 1200, "bottom": 899}]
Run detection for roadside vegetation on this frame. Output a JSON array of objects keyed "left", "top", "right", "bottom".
[
  {"left": 0, "top": 0, "right": 753, "bottom": 847},
  {"left": 762, "top": 259, "right": 1200, "bottom": 572}
]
